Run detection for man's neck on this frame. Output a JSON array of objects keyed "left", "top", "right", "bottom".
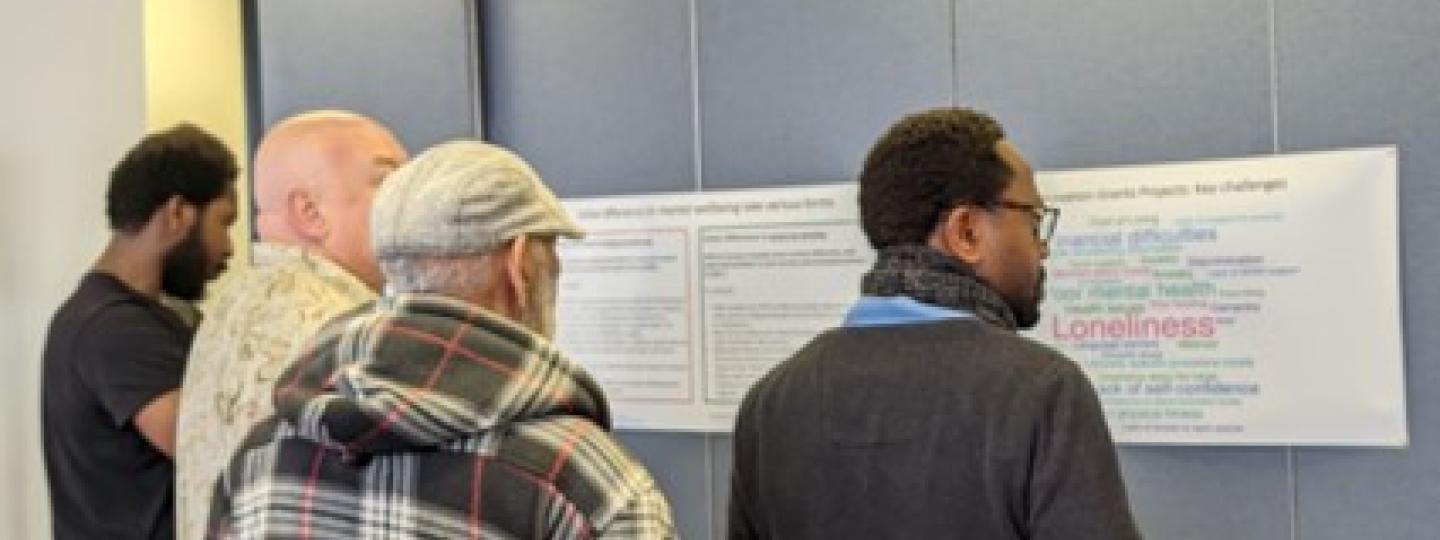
[{"left": 93, "top": 234, "right": 163, "bottom": 298}]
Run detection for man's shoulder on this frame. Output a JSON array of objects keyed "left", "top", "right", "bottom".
[
  {"left": 744, "top": 321, "right": 1080, "bottom": 408},
  {"left": 805, "top": 320, "right": 1073, "bottom": 372},
  {"left": 498, "top": 417, "right": 660, "bottom": 525},
  {"left": 190, "top": 260, "right": 375, "bottom": 363},
  {"left": 503, "top": 416, "right": 650, "bottom": 481},
  {"left": 53, "top": 287, "right": 181, "bottom": 353},
  {"left": 896, "top": 322, "right": 1094, "bottom": 400},
  {"left": 207, "top": 256, "right": 371, "bottom": 312},
  {"left": 53, "top": 273, "right": 148, "bottom": 323},
  {"left": 43, "top": 277, "right": 163, "bottom": 396},
  {"left": 970, "top": 321, "right": 1076, "bottom": 371}
]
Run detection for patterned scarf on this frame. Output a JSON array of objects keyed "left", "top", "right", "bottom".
[
  {"left": 274, "top": 293, "right": 611, "bottom": 457},
  {"left": 861, "top": 244, "right": 1019, "bottom": 330}
]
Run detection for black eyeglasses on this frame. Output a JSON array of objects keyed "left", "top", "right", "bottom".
[{"left": 989, "top": 200, "right": 1060, "bottom": 245}]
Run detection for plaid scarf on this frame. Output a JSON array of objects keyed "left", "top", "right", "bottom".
[
  {"left": 861, "top": 244, "right": 1018, "bottom": 330},
  {"left": 208, "top": 293, "right": 675, "bottom": 539},
  {"left": 273, "top": 293, "right": 611, "bottom": 458}
]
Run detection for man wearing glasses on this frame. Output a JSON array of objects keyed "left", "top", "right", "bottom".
[{"left": 729, "top": 107, "right": 1141, "bottom": 540}]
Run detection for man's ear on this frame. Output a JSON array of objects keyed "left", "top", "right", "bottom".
[
  {"left": 504, "top": 235, "right": 531, "bottom": 313},
  {"left": 929, "top": 206, "right": 987, "bottom": 265},
  {"left": 156, "top": 195, "right": 197, "bottom": 244},
  {"left": 286, "top": 190, "right": 328, "bottom": 241}
]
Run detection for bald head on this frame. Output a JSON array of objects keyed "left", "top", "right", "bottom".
[{"left": 253, "top": 110, "right": 407, "bottom": 290}]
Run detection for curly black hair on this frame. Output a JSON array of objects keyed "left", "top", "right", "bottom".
[
  {"left": 858, "top": 107, "right": 1012, "bottom": 249},
  {"left": 106, "top": 123, "right": 239, "bottom": 232}
]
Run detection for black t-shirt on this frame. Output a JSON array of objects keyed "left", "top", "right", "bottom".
[{"left": 42, "top": 272, "right": 192, "bottom": 540}]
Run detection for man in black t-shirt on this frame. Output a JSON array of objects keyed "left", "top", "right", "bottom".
[{"left": 42, "top": 124, "right": 238, "bottom": 540}]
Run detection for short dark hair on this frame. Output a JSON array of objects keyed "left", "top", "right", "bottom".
[
  {"left": 858, "top": 107, "right": 1011, "bottom": 249},
  {"left": 106, "top": 123, "right": 239, "bottom": 232}
]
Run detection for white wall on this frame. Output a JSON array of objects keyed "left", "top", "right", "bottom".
[{"left": 0, "top": 3, "right": 145, "bottom": 538}]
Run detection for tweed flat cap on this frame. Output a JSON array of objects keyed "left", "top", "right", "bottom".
[{"left": 371, "top": 140, "right": 584, "bottom": 260}]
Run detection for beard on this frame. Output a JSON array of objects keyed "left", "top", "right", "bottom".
[
  {"left": 160, "top": 225, "right": 223, "bottom": 301},
  {"left": 519, "top": 269, "right": 558, "bottom": 339},
  {"left": 1007, "top": 266, "right": 1046, "bottom": 330}
]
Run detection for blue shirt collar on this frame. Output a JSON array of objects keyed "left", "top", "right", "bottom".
[{"left": 842, "top": 296, "right": 975, "bottom": 328}]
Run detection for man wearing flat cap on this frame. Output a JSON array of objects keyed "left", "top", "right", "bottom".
[{"left": 205, "top": 141, "right": 676, "bottom": 539}]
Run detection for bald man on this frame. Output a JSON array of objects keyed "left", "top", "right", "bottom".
[{"left": 174, "top": 111, "right": 406, "bottom": 540}]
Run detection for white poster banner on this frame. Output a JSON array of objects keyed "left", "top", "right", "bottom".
[
  {"left": 556, "top": 147, "right": 1405, "bottom": 446},
  {"left": 556, "top": 187, "right": 871, "bottom": 431}
]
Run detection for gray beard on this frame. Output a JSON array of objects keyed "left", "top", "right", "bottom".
[{"left": 521, "top": 276, "right": 557, "bottom": 339}]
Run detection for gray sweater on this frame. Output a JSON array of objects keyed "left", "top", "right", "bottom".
[{"left": 729, "top": 318, "right": 1142, "bottom": 540}]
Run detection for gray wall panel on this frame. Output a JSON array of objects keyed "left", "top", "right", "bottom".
[
  {"left": 256, "top": 0, "right": 478, "bottom": 151},
  {"left": 956, "top": 0, "right": 1273, "bottom": 170},
  {"left": 482, "top": 0, "right": 695, "bottom": 197},
  {"left": 707, "top": 435, "right": 733, "bottom": 540},
  {"left": 1277, "top": 1, "right": 1440, "bottom": 538},
  {"left": 1119, "top": 447, "right": 1292, "bottom": 539},
  {"left": 697, "top": 0, "right": 953, "bottom": 188}
]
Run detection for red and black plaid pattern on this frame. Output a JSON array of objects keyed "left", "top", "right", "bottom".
[{"left": 207, "top": 293, "right": 675, "bottom": 539}]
